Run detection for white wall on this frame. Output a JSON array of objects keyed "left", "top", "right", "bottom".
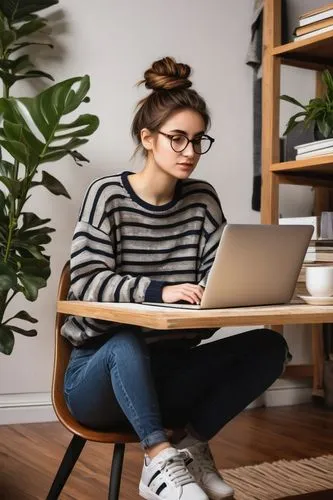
[{"left": 0, "top": 0, "right": 315, "bottom": 423}]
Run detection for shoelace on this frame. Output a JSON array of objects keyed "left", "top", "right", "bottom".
[{"left": 159, "top": 453, "right": 195, "bottom": 488}]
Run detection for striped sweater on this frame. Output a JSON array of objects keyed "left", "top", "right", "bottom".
[{"left": 61, "top": 171, "right": 227, "bottom": 346}]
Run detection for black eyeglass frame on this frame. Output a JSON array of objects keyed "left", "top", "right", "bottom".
[{"left": 158, "top": 131, "right": 215, "bottom": 155}]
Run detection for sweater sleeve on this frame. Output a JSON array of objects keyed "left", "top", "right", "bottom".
[
  {"left": 70, "top": 221, "right": 165, "bottom": 303},
  {"left": 198, "top": 185, "right": 227, "bottom": 287}
]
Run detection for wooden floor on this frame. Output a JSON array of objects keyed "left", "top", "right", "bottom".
[{"left": 0, "top": 404, "right": 332, "bottom": 500}]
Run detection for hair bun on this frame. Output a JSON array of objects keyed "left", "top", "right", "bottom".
[{"left": 140, "top": 56, "right": 192, "bottom": 91}]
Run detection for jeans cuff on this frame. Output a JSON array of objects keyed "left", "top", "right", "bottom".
[{"left": 140, "top": 430, "right": 168, "bottom": 450}]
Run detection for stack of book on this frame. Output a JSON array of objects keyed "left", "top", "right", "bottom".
[
  {"left": 295, "top": 138, "right": 333, "bottom": 159},
  {"left": 279, "top": 215, "right": 333, "bottom": 261},
  {"left": 279, "top": 216, "right": 320, "bottom": 239},
  {"left": 279, "top": 216, "right": 333, "bottom": 295},
  {"left": 305, "top": 239, "right": 333, "bottom": 263},
  {"left": 294, "top": 3, "right": 333, "bottom": 41}
]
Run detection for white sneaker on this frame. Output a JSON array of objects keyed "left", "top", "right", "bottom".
[
  {"left": 177, "top": 438, "right": 234, "bottom": 500},
  {"left": 139, "top": 446, "right": 209, "bottom": 500}
]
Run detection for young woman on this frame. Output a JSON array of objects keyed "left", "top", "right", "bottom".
[{"left": 62, "top": 56, "right": 290, "bottom": 500}]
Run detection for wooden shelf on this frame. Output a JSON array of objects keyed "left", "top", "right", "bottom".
[
  {"left": 272, "top": 31, "right": 333, "bottom": 70},
  {"left": 271, "top": 155, "right": 333, "bottom": 187},
  {"left": 262, "top": 0, "right": 332, "bottom": 391},
  {"left": 282, "top": 364, "right": 313, "bottom": 379}
]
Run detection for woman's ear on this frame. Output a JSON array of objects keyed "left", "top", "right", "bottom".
[{"left": 140, "top": 128, "right": 154, "bottom": 152}]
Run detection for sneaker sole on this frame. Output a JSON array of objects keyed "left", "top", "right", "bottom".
[
  {"left": 205, "top": 488, "right": 234, "bottom": 500},
  {"left": 139, "top": 480, "right": 164, "bottom": 500}
]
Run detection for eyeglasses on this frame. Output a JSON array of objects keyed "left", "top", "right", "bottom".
[{"left": 158, "top": 131, "right": 215, "bottom": 155}]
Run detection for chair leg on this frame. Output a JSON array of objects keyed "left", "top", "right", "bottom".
[
  {"left": 46, "top": 434, "right": 86, "bottom": 500},
  {"left": 108, "top": 443, "right": 125, "bottom": 500}
]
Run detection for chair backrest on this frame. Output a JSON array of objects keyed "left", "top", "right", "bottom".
[
  {"left": 51, "top": 262, "right": 79, "bottom": 431},
  {"left": 51, "top": 262, "right": 138, "bottom": 443}
]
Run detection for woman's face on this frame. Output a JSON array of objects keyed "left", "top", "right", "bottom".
[{"left": 143, "top": 108, "right": 206, "bottom": 180}]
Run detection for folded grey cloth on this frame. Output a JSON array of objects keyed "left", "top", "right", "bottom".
[
  {"left": 246, "top": 0, "right": 264, "bottom": 77},
  {"left": 246, "top": 0, "right": 263, "bottom": 212}
]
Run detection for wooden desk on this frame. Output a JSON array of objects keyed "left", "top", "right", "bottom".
[
  {"left": 57, "top": 299, "right": 333, "bottom": 330},
  {"left": 57, "top": 299, "right": 333, "bottom": 382}
]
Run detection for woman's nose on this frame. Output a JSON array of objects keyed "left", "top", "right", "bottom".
[{"left": 182, "top": 141, "right": 195, "bottom": 156}]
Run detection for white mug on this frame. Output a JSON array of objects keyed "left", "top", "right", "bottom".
[{"left": 306, "top": 266, "right": 333, "bottom": 297}]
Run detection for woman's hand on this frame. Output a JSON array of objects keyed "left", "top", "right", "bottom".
[{"left": 162, "top": 284, "right": 204, "bottom": 304}]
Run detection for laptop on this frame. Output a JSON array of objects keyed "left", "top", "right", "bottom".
[{"left": 143, "top": 223, "right": 314, "bottom": 309}]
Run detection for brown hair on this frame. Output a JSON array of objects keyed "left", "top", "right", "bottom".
[{"left": 131, "top": 56, "right": 211, "bottom": 156}]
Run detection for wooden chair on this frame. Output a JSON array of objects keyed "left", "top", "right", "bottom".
[{"left": 47, "top": 262, "right": 141, "bottom": 500}]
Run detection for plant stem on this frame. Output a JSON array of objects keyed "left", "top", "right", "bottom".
[
  {"left": 2, "top": 46, "right": 9, "bottom": 98},
  {"left": 3, "top": 83, "right": 9, "bottom": 98},
  {"left": 3, "top": 160, "right": 19, "bottom": 263},
  {"left": 5, "top": 290, "right": 17, "bottom": 309}
]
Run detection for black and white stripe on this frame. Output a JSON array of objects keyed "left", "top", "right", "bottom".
[{"left": 61, "top": 170, "right": 226, "bottom": 346}]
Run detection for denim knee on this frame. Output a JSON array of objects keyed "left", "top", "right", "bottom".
[{"left": 102, "top": 330, "right": 149, "bottom": 371}]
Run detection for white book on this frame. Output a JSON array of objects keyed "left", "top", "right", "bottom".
[
  {"left": 299, "top": 8, "right": 333, "bottom": 27},
  {"left": 294, "top": 24, "right": 333, "bottom": 40},
  {"left": 296, "top": 147, "right": 333, "bottom": 159},
  {"left": 279, "top": 216, "right": 320, "bottom": 239},
  {"left": 295, "top": 138, "right": 333, "bottom": 154},
  {"left": 304, "top": 253, "right": 316, "bottom": 263}
]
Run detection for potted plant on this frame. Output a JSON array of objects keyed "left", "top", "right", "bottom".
[
  {"left": 0, "top": 1, "right": 99, "bottom": 354},
  {"left": 280, "top": 69, "right": 333, "bottom": 140}
]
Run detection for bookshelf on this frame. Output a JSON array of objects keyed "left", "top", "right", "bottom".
[{"left": 261, "top": 0, "right": 333, "bottom": 391}]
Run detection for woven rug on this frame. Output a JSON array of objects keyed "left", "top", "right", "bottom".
[{"left": 220, "top": 454, "right": 333, "bottom": 500}]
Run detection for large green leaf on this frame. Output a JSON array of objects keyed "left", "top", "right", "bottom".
[
  {"left": 0, "top": 175, "right": 22, "bottom": 197},
  {"left": 323, "top": 70, "right": 333, "bottom": 101},
  {"left": 0, "top": 139, "right": 28, "bottom": 165},
  {"left": 326, "top": 111, "right": 333, "bottom": 130},
  {"left": 16, "top": 17, "right": 47, "bottom": 39},
  {"left": 10, "top": 55, "right": 32, "bottom": 72},
  {"left": 20, "top": 231, "right": 51, "bottom": 245},
  {"left": 282, "top": 111, "right": 306, "bottom": 136},
  {"left": 12, "top": 240, "right": 45, "bottom": 259},
  {"left": 16, "top": 224, "right": 55, "bottom": 250},
  {"left": 33, "top": 170, "right": 70, "bottom": 198},
  {"left": 17, "top": 255, "right": 50, "bottom": 280},
  {"left": 317, "top": 119, "right": 332, "bottom": 138},
  {"left": 18, "top": 272, "right": 46, "bottom": 300},
  {"left": 6, "top": 310, "right": 38, "bottom": 323},
  {"left": 0, "top": 69, "right": 54, "bottom": 89},
  {"left": 0, "top": 29, "right": 16, "bottom": 53},
  {"left": 19, "top": 225, "right": 55, "bottom": 237},
  {"left": 19, "top": 76, "right": 95, "bottom": 138},
  {"left": 3, "top": 120, "right": 24, "bottom": 142},
  {"left": 0, "top": 262, "right": 17, "bottom": 291},
  {"left": 0, "top": 72, "right": 99, "bottom": 355},
  {"left": 0, "top": 76, "right": 99, "bottom": 168},
  {"left": 0, "top": 160, "right": 15, "bottom": 176},
  {"left": 56, "top": 114, "right": 99, "bottom": 139},
  {"left": 16, "top": 69, "right": 54, "bottom": 81},
  {"left": 20, "top": 212, "right": 51, "bottom": 230},
  {"left": 280, "top": 95, "right": 306, "bottom": 109},
  {"left": 39, "top": 139, "right": 88, "bottom": 164},
  {"left": 8, "top": 325, "right": 37, "bottom": 336},
  {"left": 8, "top": 41, "right": 54, "bottom": 55},
  {"left": 0, "top": 189, "right": 6, "bottom": 210},
  {"left": 0, "top": 325, "right": 14, "bottom": 354},
  {"left": 0, "top": 0, "right": 59, "bottom": 21}
]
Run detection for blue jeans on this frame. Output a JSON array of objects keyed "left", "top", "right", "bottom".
[{"left": 64, "top": 327, "right": 289, "bottom": 449}]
